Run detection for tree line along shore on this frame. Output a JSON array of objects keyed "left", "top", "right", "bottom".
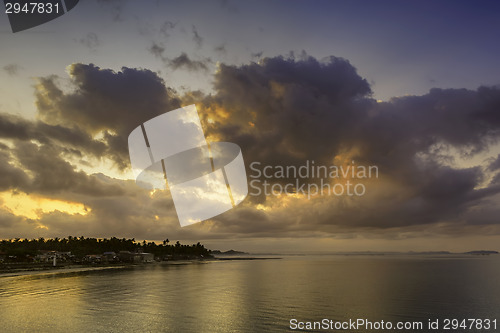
[{"left": 0, "top": 237, "right": 213, "bottom": 267}]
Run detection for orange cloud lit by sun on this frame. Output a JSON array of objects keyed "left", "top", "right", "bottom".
[{"left": 0, "top": 191, "right": 90, "bottom": 220}]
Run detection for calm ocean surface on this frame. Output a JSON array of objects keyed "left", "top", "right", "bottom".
[{"left": 0, "top": 255, "right": 499, "bottom": 332}]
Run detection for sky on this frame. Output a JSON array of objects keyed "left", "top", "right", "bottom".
[{"left": 1, "top": 0, "right": 500, "bottom": 253}]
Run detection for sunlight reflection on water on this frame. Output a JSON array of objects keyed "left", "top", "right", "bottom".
[{"left": 0, "top": 255, "right": 499, "bottom": 332}]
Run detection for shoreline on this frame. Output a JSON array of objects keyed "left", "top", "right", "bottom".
[
  {"left": 0, "top": 261, "right": 197, "bottom": 278},
  {"left": 0, "top": 265, "right": 130, "bottom": 278},
  {"left": 0, "top": 257, "right": 283, "bottom": 278}
]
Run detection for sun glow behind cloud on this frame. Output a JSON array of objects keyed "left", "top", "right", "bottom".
[{"left": 0, "top": 191, "right": 89, "bottom": 220}]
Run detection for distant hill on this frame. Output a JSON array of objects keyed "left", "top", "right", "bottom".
[
  {"left": 464, "top": 250, "right": 499, "bottom": 255},
  {"left": 407, "top": 251, "right": 451, "bottom": 255},
  {"left": 210, "top": 249, "right": 248, "bottom": 255}
]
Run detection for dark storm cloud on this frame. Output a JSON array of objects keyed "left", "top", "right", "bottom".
[
  {"left": 0, "top": 138, "right": 124, "bottom": 198},
  {"left": 3, "top": 64, "right": 21, "bottom": 76},
  {"left": 346, "top": 87, "right": 500, "bottom": 204},
  {"left": 0, "top": 63, "right": 182, "bottom": 210},
  {"left": 0, "top": 149, "right": 30, "bottom": 191},
  {"left": 0, "top": 63, "right": 183, "bottom": 239},
  {"left": 201, "top": 55, "right": 371, "bottom": 169},
  {"left": 366, "top": 87, "right": 500, "bottom": 160},
  {"left": 0, "top": 113, "right": 32, "bottom": 140},
  {"left": 489, "top": 154, "right": 500, "bottom": 171},
  {"left": 205, "top": 55, "right": 500, "bottom": 172},
  {"left": 0, "top": 208, "right": 22, "bottom": 228},
  {"left": 196, "top": 55, "right": 500, "bottom": 233},
  {"left": 0, "top": 112, "right": 106, "bottom": 157},
  {"left": 3, "top": 55, "right": 500, "bottom": 240},
  {"left": 12, "top": 141, "right": 125, "bottom": 196},
  {"left": 35, "top": 63, "right": 181, "bottom": 169}
]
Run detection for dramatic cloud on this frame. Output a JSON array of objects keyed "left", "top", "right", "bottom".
[
  {"left": 194, "top": 55, "right": 500, "bottom": 234},
  {"left": 2, "top": 55, "right": 500, "bottom": 242},
  {"left": 0, "top": 148, "right": 30, "bottom": 191},
  {"left": 201, "top": 55, "right": 372, "bottom": 169},
  {"left": 13, "top": 141, "right": 125, "bottom": 196},
  {"left": 35, "top": 63, "right": 181, "bottom": 169},
  {"left": 2, "top": 62, "right": 180, "bottom": 174},
  {"left": 489, "top": 154, "right": 500, "bottom": 171}
]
